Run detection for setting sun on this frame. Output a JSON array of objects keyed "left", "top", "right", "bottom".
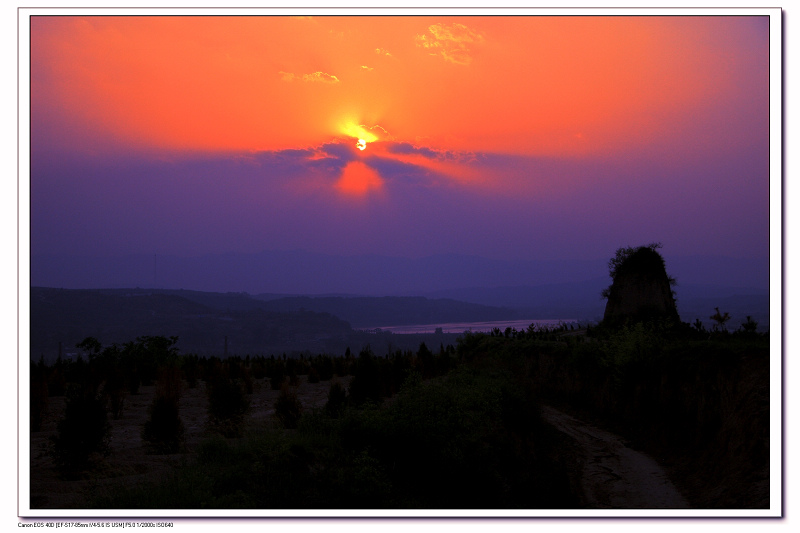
[{"left": 340, "top": 122, "right": 379, "bottom": 144}]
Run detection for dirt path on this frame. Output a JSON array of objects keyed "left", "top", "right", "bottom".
[{"left": 540, "top": 405, "right": 689, "bottom": 509}]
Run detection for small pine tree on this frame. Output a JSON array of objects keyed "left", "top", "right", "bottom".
[
  {"left": 710, "top": 307, "right": 731, "bottom": 333},
  {"left": 103, "top": 367, "right": 127, "bottom": 420},
  {"left": 30, "top": 361, "right": 49, "bottom": 433},
  {"left": 325, "top": 381, "right": 347, "bottom": 418},
  {"left": 207, "top": 375, "right": 250, "bottom": 437},
  {"left": 270, "top": 365, "right": 286, "bottom": 390},
  {"left": 739, "top": 315, "right": 759, "bottom": 334},
  {"left": 274, "top": 384, "right": 303, "bottom": 429},
  {"left": 142, "top": 395, "right": 184, "bottom": 453},
  {"left": 52, "top": 387, "right": 110, "bottom": 470},
  {"left": 142, "top": 366, "right": 185, "bottom": 453}
]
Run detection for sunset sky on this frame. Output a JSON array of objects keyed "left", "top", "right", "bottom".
[{"left": 27, "top": 12, "right": 774, "bottom": 290}]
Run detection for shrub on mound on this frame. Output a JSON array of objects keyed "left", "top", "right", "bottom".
[{"left": 602, "top": 243, "right": 679, "bottom": 327}]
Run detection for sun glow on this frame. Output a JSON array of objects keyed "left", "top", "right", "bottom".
[
  {"left": 335, "top": 161, "right": 383, "bottom": 195},
  {"left": 340, "top": 122, "right": 379, "bottom": 147}
]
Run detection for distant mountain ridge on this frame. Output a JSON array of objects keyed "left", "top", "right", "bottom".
[
  {"left": 30, "top": 250, "right": 769, "bottom": 295},
  {"left": 30, "top": 287, "right": 354, "bottom": 360}
]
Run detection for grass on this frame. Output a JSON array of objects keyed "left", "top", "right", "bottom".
[
  {"left": 471, "top": 322, "right": 771, "bottom": 509},
  {"left": 92, "top": 350, "right": 580, "bottom": 509},
  {"left": 40, "top": 323, "right": 769, "bottom": 510}
]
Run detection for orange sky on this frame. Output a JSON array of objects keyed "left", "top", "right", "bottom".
[
  {"left": 31, "top": 15, "right": 767, "bottom": 158},
  {"left": 29, "top": 12, "right": 771, "bottom": 277}
]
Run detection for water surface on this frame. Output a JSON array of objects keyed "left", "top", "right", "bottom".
[{"left": 361, "top": 319, "right": 577, "bottom": 335}]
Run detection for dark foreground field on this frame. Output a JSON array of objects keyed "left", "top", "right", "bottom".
[
  {"left": 30, "top": 374, "right": 354, "bottom": 509},
  {"left": 28, "top": 322, "right": 770, "bottom": 511}
]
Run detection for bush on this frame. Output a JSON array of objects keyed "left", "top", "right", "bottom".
[
  {"left": 207, "top": 376, "right": 250, "bottom": 437},
  {"left": 52, "top": 387, "right": 110, "bottom": 470},
  {"left": 270, "top": 366, "right": 286, "bottom": 390},
  {"left": 103, "top": 369, "right": 127, "bottom": 420},
  {"left": 325, "top": 381, "right": 347, "bottom": 418},
  {"left": 601, "top": 321, "right": 663, "bottom": 367},
  {"left": 46, "top": 367, "right": 66, "bottom": 397},
  {"left": 316, "top": 356, "right": 334, "bottom": 381},
  {"left": 251, "top": 358, "right": 267, "bottom": 380},
  {"left": 183, "top": 355, "right": 200, "bottom": 388},
  {"left": 347, "top": 348, "right": 384, "bottom": 406},
  {"left": 142, "top": 366, "right": 185, "bottom": 453},
  {"left": 241, "top": 368, "right": 254, "bottom": 394},
  {"left": 274, "top": 385, "right": 303, "bottom": 429},
  {"left": 30, "top": 361, "right": 49, "bottom": 432},
  {"left": 142, "top": 395, "right": 185, "bottom": 453}
]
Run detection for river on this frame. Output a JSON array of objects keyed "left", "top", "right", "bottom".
[{"left": 360, "top": 318, "right": 577, "bottom": 335}]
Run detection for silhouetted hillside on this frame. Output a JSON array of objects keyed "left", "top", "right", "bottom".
[
  {"left": 30, "top": 287, "right": 352, "bottom": 360},
  {"left": 95, "top": 288, "right": 270, "bottom": 312},
  {"left": 30, "top": 277, "right": 769, "bottom": 362},
  {"left": 30, "top": 288, "right": 524, "bottom": 360}
]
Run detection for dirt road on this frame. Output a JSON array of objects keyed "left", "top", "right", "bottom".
[{"left": 540, "top": 405, "right": 689, "bottom": 509}]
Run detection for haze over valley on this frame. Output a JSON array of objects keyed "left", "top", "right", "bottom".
[{"left": 30, "top": 249, "right": 769, "bottom": 361}]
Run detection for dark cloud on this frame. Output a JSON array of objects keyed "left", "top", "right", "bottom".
[
  {"left": 385, "top": 143, "right": 438, "bottom": 158},
  {"left": 315, "top": 142, "right": 358, "bottom": 161},
  {"left": 363, "top": 155, "right": 432, "bottom": 185}
]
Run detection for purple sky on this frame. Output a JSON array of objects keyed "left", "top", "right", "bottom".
[
  {"left": 27, "top": 14, "right": 774, "bottom": 292},
  {"left": 31, "top": 138, "right": 769, "bottom": 263}
]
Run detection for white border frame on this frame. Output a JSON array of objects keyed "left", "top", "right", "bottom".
[{"left": 16, "top": 6, "right": 783, "bottom": 520}]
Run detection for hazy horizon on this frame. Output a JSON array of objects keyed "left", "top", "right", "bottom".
[{"left": 29, "top": 248, "right": 769, "bottom": 297}]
